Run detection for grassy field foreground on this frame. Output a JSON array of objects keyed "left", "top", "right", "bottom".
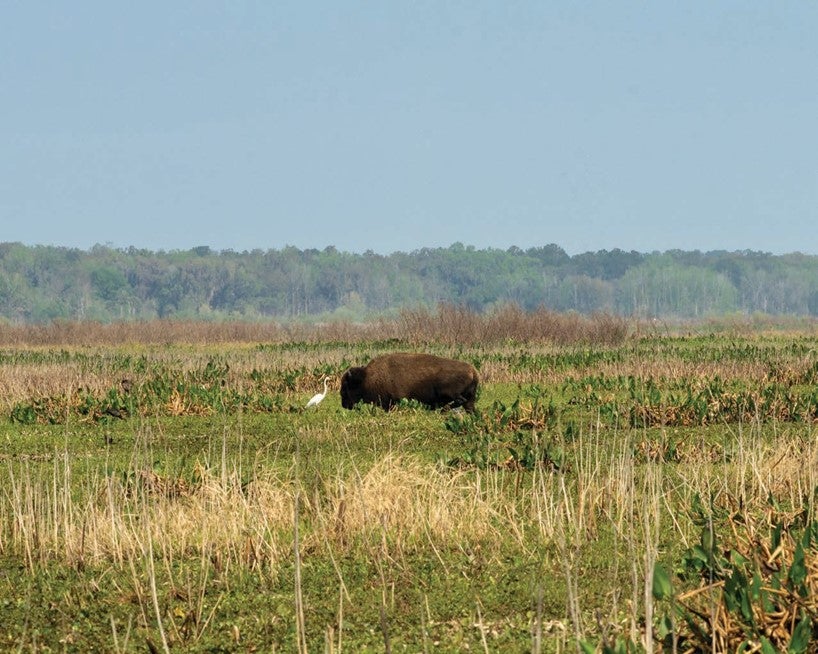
[{"left": 2, "top": 317, "right": 818, "bottom": 652}]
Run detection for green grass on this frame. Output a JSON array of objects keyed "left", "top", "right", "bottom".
[{"left": 2, "top": 333, "right": 818, "bottom": 651}]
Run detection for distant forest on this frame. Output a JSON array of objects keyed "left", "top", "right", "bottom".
[{"left": 1, "top": 242, "right": 817, "bottom": 323}]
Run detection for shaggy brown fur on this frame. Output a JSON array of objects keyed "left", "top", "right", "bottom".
[{"left": 340, "top": 353, "right": 478, "bottom": 412}]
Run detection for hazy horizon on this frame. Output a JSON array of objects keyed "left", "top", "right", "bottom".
[{"left": 2, "top": 239, "right": 814, "bottom": 259}]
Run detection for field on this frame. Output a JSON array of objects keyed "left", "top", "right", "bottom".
[{"left": 2, "top": 312, "right": 818, "bottom": 652}]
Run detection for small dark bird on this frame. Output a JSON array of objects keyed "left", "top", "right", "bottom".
[{"left": 104, "top": 407, "right": 127, "bottom": 419}]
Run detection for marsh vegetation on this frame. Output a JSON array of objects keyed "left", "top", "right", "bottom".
[{"left": 2, "top": 311, "right": 818, "bottom": 652}]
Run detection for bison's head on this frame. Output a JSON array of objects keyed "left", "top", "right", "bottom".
[{"left": 340, "top": 366, "right": 366, "bottom": 409}]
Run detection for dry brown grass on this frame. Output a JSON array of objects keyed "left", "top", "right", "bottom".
[
  {"left": 399, "top": 303, "right": 631, "bottom": 346},
  {"left": 2, "top": 453, "right": 525, "bottom": 572},
  {"left": 0, "top": 319, "right": 390, "bottom": 347},
  {"left": 0, "top": 305, "right": 631, "bottom": 348},
  {"left": 320, "top": 454, "right": 506, "bottom": 549}
]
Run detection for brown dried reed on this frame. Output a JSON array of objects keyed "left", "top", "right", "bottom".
[
  {"left": 0, "top": 305, "right": 630, "bottom": 347},
  {"left": 399, "top": 303, "right": 630, "bottom": 346}
]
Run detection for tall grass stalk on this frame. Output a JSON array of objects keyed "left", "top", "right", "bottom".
[
  {"left": 640, "top": 462, "right": 662, "bottom": 653},
  {"left": 294, "top": 481, "right": 308, "bottom": 654},
  {"left": 145, "top": 514, "right": 171, "bottom": 654}
]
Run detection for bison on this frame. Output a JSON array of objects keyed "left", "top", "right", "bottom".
[{"left": 340, "top": 353, "right": 478, "bottom": 413}]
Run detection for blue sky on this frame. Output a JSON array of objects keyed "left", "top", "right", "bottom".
[{"left": 2, "top": 2, "right": 817, "bottom": 255}]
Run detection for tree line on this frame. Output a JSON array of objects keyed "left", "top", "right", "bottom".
[{"left": 1, "top": 241, "right": 817, "bottom": 323}]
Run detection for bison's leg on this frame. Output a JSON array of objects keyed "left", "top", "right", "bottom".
[
  {"left": 375, "top": 394, "right": 396, "bottom": 411},
  {"left": 436, "top": 389, "right": 475, "bottom": 413},
  {"left": 461, "top": 380, "right": 478, "bottom": 413},
  {"left": 449, "top": 393, "right": 475, "bottom": 412},
  {"left": 430, "top": 386, "right": 460, "bottom": 411}
]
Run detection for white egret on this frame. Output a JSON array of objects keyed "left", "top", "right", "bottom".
[{"left": 305, "top": 376, "right": 329, "bottom": 408}]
